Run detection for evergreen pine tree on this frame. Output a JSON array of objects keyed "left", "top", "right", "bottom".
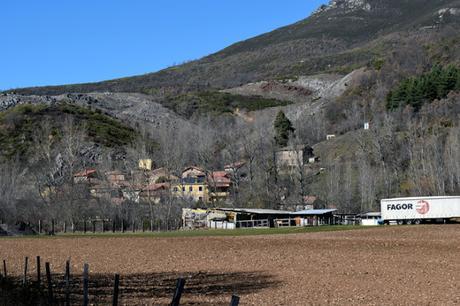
[
  {"left": 444, "top": 65, "right": 458, "bottom": 92},
  {"left": 274, "top": 110, "right": 295, "bottom": 147},
  {"left": 386, "top": 90, "right": 396, "bottom": 110},
  {"left": 411, "top": 78, "right": 424, "bottom": 111},
  {"left": 456, "top": 69, "right": 460, "bottom": 91},
  {"left": 406, "top": 78, "right": 416, "bottom": 107},
  {"left": 424, "top": 76, "right": 438, "bottom": 101}
]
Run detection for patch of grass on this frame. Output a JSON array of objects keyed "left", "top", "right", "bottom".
[
  {"left": 165, "top": 91, "right": 292, "bottom": 118},
  {"left": 1, "top": 225, "right": 370, "bottom": 240},
  {"left": 289, "top": 48, "right": 373, "bottom": 76},
  {"left": 370, "top": 57, "right": 385, "bottom": 71}
]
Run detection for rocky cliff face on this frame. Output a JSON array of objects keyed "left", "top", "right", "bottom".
[
  {"left": 0, "top": 93, "right": 56, "bottom": 111},
  {"left": 0, "top": 92, "right": 191, "bottom": 132},
  {"left": 314, "top": 0, "right": 372, "bottom": 15}
]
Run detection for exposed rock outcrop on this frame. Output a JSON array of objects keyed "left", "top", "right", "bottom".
[{"left": 314, "top": 0, "right": 372, "bottom": 15}]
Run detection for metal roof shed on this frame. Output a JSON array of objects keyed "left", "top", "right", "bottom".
[
  {"left": 290, "top": 209, "right": 338, "bottom": 226},
  {"left": 291, "top": 209, "right": 337, "bottom": 216},
  {"left": 358, "top": 212, "right": 381, "bottom": 219}
]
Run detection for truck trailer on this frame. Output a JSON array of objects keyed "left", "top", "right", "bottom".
[{"left": 381, "top": 196, "right": 460, "bottom": 224}]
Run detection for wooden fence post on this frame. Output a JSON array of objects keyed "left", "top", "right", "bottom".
[
  {"left": 45, "top": 262, "right": 53, "bottom": 304},
  {"left": 3, "top": 260, "right": 6, "bottom": 278},
  {"left": 230, "top": 295, "right": 240, "bottom": 306},
  {"left": 84, "top": 220, "right": 87, "bottom": 234},
  {"left": 112, "top": 220, "right": 116, "bottom": 233},
  {"left": 112, "top": 273, "right": 120, "bottom": 306},
  {"left": 122, "top": 220, "right": 125, "bottom": 233},
  {"left": 38, "top": 220, "right": 41, "bottom": 235},
  {"left": 63, "top": 221, "right": 67, "bottom": 233},
  {"left": 23, "top": 256, "right": 28, "bottom": 285},
  {"left": 83, "top": 263, "right": 89, "bottom": 306},
  {"left": 132, "top": 220, "right": 135, "bottom": 233},
  {"left": 51, "top": 219, "right": 55, "bottom": 235},
  {"left": 36, "top": 256, "right": 41, "bottom": 288},
  {"left": 170, "top": 278, "right": 185, "bottom": 306},
  {"left": 92, "top": 221, "right": 96, "bottom": 233},
  {"left": 65, "top": 259, "right": 71, "bottom": 306}
]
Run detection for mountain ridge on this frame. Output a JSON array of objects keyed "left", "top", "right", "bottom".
[{"left": 8, "top": 0, "right": 460, "bottom": 98}]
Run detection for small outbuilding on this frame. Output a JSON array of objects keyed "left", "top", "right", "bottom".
[
  {"left": 291, "top": 209, "right": 338, "bottom": 226},
  {"left": 358, "top": 212, "right": 382, "bottom": 226}
]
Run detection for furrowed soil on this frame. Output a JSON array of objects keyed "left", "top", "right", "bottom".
[{"left": 0, "top": 225, "right": 459, "bottom": 305}]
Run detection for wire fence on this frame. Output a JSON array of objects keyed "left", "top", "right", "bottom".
[
  {"left": 1, "top": 218, "right": 183, "bottom": 236},
  {"left": 0, "top": 257, "right": 241, "bottom": 305}
]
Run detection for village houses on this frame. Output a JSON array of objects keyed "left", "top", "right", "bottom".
[
  {"left": 172, "top": 166, "right": 209, "bottom": 202},
  {"left": 73, "top": 160, "right": 239, "bottom": 205},
  {"left": 71, "top": 146, "right": 321, "bottom": 206}
]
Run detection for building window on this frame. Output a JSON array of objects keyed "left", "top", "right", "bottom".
[
  {"left": 189, "top": 186, "right": 193, "bottom": 192},
  {"left": 199, "top": 186, "right": 203, "bottom": 191},
  {"left": 173, "top": 187, "right": 178, "bottom": 192},
  {"left": 182, "top": 187, "right": 185, "bottom": 192},
  {"left": 199, "top": 197, "right": 203, "bottom": 201}
]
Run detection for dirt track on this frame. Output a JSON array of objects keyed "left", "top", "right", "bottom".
[{"left": 0, "top": 225, "right": 459, "bottom": 305}]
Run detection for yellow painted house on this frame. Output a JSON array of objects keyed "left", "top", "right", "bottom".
[{"left": 172, "top": 167, "right": 208, "bottom": 202}]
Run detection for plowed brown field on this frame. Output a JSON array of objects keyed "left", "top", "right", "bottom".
[{"left": 1, "top": 225, "right": 459, "bottom": 305}]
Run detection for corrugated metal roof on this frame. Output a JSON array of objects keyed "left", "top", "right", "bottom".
[
  {"left": 291, "top": 209, "right": 337, "bottom": 215},
  {"left": 215, "top": 208, "right": 292, "bottom": 215},
  {"left": 215, "top": 208, "right": 338, "bottom": 215}
]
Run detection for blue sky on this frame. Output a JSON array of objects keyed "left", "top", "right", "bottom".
[{"left": 1, "top": 1, "right": 327, "bottom": 90}]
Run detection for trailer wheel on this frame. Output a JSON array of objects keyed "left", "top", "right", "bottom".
[
  {"left": 414, "top": 219, "right": 421, "bottom": 225},
  {"left": 397, "top": 220, "right": 404, "bottom": 225},
  {"left": 406, "top": 220, "right": 413, "bottom": 225}
]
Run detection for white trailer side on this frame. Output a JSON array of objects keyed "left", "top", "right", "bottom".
[{"left": 381, "top": 196, "right": 460, "bottom": 224}]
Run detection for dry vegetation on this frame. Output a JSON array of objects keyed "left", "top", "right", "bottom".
[
  {"left": 1, "top": 225, "right": 459, "bottom": 305},
  {"left": 2, "top": 1, "right": 460, "bottom": 223}
]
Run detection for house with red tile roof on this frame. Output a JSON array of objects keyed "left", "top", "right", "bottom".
[
  {"left": 73, "top": 168, "right": 97, "bottom": 183},
  {"left": 208, "top": 171, "right": 232, "bottom": 202}
]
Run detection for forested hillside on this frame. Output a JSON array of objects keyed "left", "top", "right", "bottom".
[
  {"left": 1, "top": 0, "right": 460, "bottom": 227},
  {"left": 0, "top": 103, "right": 140, "bottom": 158}
]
